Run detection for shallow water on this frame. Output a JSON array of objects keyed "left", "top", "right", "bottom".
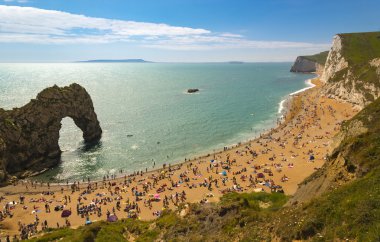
[{"left": 0, "top": 63, "right": 314, "bottom": 181}]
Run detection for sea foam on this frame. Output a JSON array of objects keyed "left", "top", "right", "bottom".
[{"left": 278, "top": 78, "right": 316, "bottom": 115}]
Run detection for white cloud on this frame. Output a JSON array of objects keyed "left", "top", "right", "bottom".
[
  {"left": 220, "top": 33, "right": 244, "bottom": 38},
  {"left": 3, "top": 0, "right": 28, "bottom": 3},
  {"left": 0, "top": 5, "right": 330, "bottom": 51}
]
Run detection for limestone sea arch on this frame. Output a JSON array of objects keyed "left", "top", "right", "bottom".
[{"left": 0, "top": 83, "right": 102, "bottom": 182}]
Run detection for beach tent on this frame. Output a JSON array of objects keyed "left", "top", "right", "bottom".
[
  {"left": 61, "top": 210, "right": 72, "bottom": 218},
  {"left": 210, "top": 160, "right": 215, "bottom": 163},
  {"left": 107, "top": 215, "right": 118, "bottom": 222},
  {"left": 309, "top": 155, "right": 315, "bottom": 161},
  {"left": 154, "top": 194, "right": 160, "bottom": 199},
  {"left": 222, "top": 170, "right": 227, "bottom": 176},
  {"left": 85, "top": 220, "right": 92, "bottom": 225},
  {"left": 257, "top": 173, "right": 265, "bottom": 178}
]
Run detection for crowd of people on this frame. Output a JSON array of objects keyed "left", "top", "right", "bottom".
[{"left": 0, "top": 81, "right": 356, "bottom": 241}]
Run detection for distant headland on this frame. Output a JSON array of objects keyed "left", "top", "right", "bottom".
[{"left": 78, "top": 59, "right": 152, "bottom": 63}]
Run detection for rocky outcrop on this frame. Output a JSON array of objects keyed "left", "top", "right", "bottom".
[
  {"left": 0, "top": 83, "right": 102, "bottom": 182},
  {"left": 321, "top": 32, "right": 380, "bottom": 108},
  {"left": 290, "top": 57, "right": 320, "bottom": 73},
  {"left": 290, "top": 51, "right": 328, "bottom": 73},
  {"left": 187, "top": 89, "right": 199, "bottom": 93}
]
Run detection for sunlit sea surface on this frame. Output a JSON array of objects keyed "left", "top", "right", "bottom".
[{"left": 0, "top": 63, "right": 314, "bottom": 181}]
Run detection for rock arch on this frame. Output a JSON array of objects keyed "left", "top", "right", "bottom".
[{"left": 0, "top": 83, "right": 102, "bottom": 182}]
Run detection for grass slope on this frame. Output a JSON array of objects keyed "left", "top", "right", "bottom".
[
  {"left": 275, "top": 97, "right": 380, "bottom": 241},
  {"left": 330, "top": 31, "right": 380, "bottom": 92},
  {"left": 301, "top": 51, "right": 329, "bottom": 65},
  {"left": 26, "top": 192, "right": 287, "bottom": 242},
  {"left": 275, "top": 167, "right": 380, "bottom": 241},
  {"left": 339, "top": 31, "right": 380, "bottom": 65},
  {"left": 25, "top": 94, "right": 380, "bottom": 242}
]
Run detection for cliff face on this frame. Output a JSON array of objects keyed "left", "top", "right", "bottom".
[
  {"left": 290, "top": 51, "right": 328, "bottom": 73},
  {"left": 321, "top": 32, "right": 380, "bottom": 108},
  {"left": 290, "top": 56, "right": 319, "bottom": 73},
  {"left": 0, "top": 83, "right": 102, "bottom": 182}
]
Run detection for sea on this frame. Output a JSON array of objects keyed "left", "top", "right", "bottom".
[{"left": 0, "top": 63, "right": 314, "bottom": 182}]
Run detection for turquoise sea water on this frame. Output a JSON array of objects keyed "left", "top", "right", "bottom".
[{"left": 0, "top": 63, "right": 314, "bottom": 182}]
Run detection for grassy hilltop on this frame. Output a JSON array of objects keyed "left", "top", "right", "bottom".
[
  {"left": 327, "top": 31, "right": 380, "bottom": 103},
  {"left": 300, "top": 51, "right": 329, "bottom": 65},
  {"left": 339, "top": 31, "right": 380, "bottom": 86},
  {"left": 338, "top": 31, "right": 380, "bottom": 66}
]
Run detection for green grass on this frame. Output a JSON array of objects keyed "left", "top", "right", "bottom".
[
  {"left": 23, "top": 93, "right": 380, "bottom": 241},
  {"left": 339, "top": 32, "right": 380, "bottom": 65},
  {"left": 26, "top": 192, "right": 287, "bottom": 242},
  {"left": 276, "top": 167, "right": 380, "bottom": 241},
  {"left": 336, "top": 97, "right": 380, "bottom": 175},
  {"left": 301, "top": 51, "right": 329, "bottom": 65},
  {"left": 220, "top": 191, "right": 287, "bottom": 211},
  {"left": 275, "top": 95, "right": 380, "bottom": 241},
  {"left": 329, "top": 32, "right": 380, "bottom": 88}
]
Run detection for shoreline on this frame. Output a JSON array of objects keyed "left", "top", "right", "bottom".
[
  {"left": 28, "top": 76, "right": 317, "bottom": 186},
  {"left": 0, "top": 76, "right": 358, "bottom": 238}
]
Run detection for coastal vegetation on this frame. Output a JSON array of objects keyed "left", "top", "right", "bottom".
[
  {"left": 300, "top": 51, "right": 329, "bottom": 65},
  {"left": 290, "top": 51, "right": 328, "bottom": 73},
  {"left": 323, "top": 32, "right": 380, "bottom": 107},
  {"left": 329, "top": 31, "right": 380, "bottom": 85},
  {"left": 274, "top": 97, "right": 380, "bottom": 241},
  {"left": 21, "top": 31, "right": 380, "bottom": 241},
  {"left": 26, "top": 96, "right": 380, "bottom": 242},
  {"left": 27, "top": 192, "right": 288, "bottom": 242}
]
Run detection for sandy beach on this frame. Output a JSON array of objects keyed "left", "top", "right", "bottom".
[{"left": 0, "top": 78, "right": 357, "bottom": 240}]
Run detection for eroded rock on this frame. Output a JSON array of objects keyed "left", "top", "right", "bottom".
[
  {"left": 0, "top": 83, "right": 102, "bottom": 183},
  {"left": 187, "top": 88, "right": 199, "bottom": 93}
]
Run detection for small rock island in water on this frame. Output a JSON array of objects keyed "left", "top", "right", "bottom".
[
  {"left": 187, "top": 88, "right": 199, "bottom": 94},
  {"left": 0, "top": 83, "right": 102, "bottom": 183}
]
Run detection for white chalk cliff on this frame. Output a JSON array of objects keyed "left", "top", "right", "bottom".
[{"left": 321, "top": 33, "right": 380, "bottom": 108}]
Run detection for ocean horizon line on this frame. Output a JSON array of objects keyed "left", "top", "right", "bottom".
[{"left": 0, "top": 61, "right": 295, "bottom": 64}]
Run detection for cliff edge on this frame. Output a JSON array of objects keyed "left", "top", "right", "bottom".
[
  {"left": 321, "top": 32, "right": 380, "bottom": 108},
  {"left": 289, "top": 32, "right": 380, "bottom": 204},
  {"left": 290, "top": 51, "right": 328, "bottom": 73},
  {"left": 0, "top": 83, "right": 102, "bottom": 183}
]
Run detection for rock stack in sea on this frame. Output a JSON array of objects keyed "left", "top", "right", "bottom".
[{"left": 0, "top": 83, "right": 102, "bottom": 183}]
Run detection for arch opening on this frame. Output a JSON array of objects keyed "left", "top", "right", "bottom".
[{"left": 59, "top": 117, "right": 84, "bottom": 154}]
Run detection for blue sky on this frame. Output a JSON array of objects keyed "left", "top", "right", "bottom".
[{"left": 0, "top": 0, "right": 379, "bottom": 62}]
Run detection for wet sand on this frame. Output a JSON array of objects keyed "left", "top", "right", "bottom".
[{"left": 0, "top": 78, "right": 358, "bottom": 239}]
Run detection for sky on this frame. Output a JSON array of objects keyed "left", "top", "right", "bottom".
[{"left": 0, "top": 0, "right": 379, "bottom": 62}]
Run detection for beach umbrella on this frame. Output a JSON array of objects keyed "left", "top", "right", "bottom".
[
  {"left": 210, "top": 160, "right": 214, "bottom": 162},
  {"left": 222, "top": 170, "right": 227, "bottom": 176},
  {"left": 61, "top": 210, "right": 72, "bottom": 218},
  {"left": 309, "top": 155, "right": 315, "bottom": 161},
  {"left": 257, "top": 173, "right": 265, "bottom": 178},
  {"left": 107, "top": 215, "right": 118, "bottom": 222},
  {"left": 85, "top": 220, "right": 92, "bottom": 225},
  {"left": 154, "top": 194, "right": 160, "bottom": 199}
]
